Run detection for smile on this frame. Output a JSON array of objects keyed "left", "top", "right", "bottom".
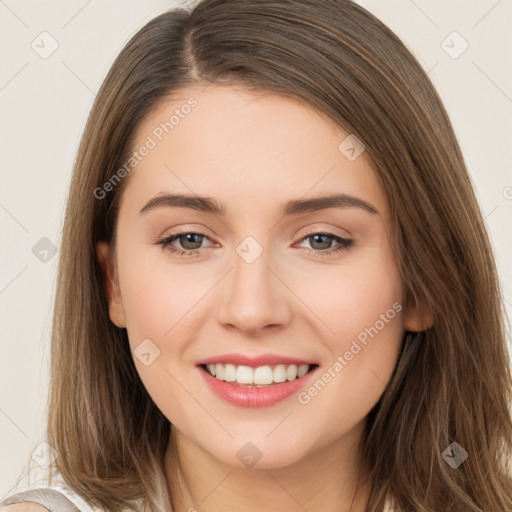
[
  {"left": 197, "top": 362, "right": 319, "bottom": 408},
  {"left": 203, "top": 363, "right": 312, "bottom": 386}
]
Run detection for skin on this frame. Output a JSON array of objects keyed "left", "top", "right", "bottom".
[{"left": 97, "top": 84, "right": 432, "bottom": 512}]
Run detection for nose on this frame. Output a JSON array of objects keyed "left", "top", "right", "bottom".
[{"left": 217, "top": 247, "right": 292, "bottom": 335}]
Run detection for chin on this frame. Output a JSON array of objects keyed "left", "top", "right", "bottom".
[{"left": 204, "top": 435, "right": 311, "bottom": 470}]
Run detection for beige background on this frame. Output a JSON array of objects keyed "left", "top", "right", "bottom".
[{"left": 1, "top": 0, "right": 511, "bottom": 497}]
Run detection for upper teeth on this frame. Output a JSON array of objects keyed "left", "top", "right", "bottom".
[{"left": 206, "top": 363, "right": 310, "bottom": 385}]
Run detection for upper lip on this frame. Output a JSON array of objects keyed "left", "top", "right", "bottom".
[{"left": 196, "top": 353, "right": 316, "bottom": 368}]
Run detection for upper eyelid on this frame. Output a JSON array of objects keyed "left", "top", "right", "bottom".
[
  {"left": 299, "top": 226, "right": 352, "bottom": 239},
  {"left": 160, "top": 222, "right": 352, "bottom": 240}
]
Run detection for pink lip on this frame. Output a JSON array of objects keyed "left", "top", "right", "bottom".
[
  {"left": 196, "top": 353, "right": 315, "bottom": 367},
  {"left": 197, "top": 364, "right": 319, "bottom": 408}
]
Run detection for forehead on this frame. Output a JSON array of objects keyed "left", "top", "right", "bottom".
[{"left": 119, "top": 84, "right": 389, "bottom": 222}]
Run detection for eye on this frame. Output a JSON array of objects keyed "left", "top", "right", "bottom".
[
  {"left": 295, "top": 232, "right": 354, "bottom": 257},
  {"left": 155, "top": 231, "right": 354, "bottom": 258},
  {"left": 156, "top": 232, "right": 211, "bottom": 257}
]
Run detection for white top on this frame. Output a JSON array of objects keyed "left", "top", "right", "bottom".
[{"left": 0, "top": 459, "right": 143, "bottom": 512}]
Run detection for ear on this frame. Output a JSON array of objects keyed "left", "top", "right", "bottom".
[
  {"left": 96, "top": 241, "right": 127, "bottom": 328},
  {"left": 403, "top": 295, "right": 434, "bottom": 332}
]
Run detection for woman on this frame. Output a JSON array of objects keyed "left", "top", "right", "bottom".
[{"left": 2, "top": 0, "right": 511, "bottom": 511}]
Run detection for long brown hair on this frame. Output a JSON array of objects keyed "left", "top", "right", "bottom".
[{"left": 38, "top": 0, "right": 512, "bottom": 510}]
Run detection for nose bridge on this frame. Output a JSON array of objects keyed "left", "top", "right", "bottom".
[{"left": 217, "top": 235, "right": 291, "bottom": 332}]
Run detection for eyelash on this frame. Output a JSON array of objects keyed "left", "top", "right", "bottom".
[{"left": 155, "top": 231, "right": 354, "bottom": 258}]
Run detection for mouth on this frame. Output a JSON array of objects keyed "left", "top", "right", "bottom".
[
  {"left": 197, "top": 360, "right": 319, "bottom": 408},
  {"left": 199, "top": 363, "right": 318, "bottom": 387},
  {"left": 195, "top": 353, "right": 320, "bottom": 407}
]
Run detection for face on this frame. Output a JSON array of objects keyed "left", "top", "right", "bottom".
[{"left": 97, "top": 84, "right": 429, "bottom": 469}]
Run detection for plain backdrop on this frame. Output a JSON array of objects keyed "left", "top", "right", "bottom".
[{"left": 1, "top": 0, "right": 511, "bottom": 498}]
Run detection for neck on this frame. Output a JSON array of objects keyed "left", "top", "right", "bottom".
[{"left": 164, "top": 421, "right": 372, "bottom": 512}]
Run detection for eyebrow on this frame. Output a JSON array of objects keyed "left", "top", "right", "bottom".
[{"left": 139, "top": 193, "right": 379, "bottom": 216}]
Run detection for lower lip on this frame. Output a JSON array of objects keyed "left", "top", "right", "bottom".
[{"left": 197, "top": 365, "right": 318, "bottom": 408}]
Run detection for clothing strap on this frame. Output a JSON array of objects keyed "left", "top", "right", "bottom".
[{"left": 1, "top": 488, "right": 80, "bottom": 512}]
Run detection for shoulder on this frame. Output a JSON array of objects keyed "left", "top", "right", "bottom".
[{"left": 0, "top": 504, "right": 50, "bottom": 512}]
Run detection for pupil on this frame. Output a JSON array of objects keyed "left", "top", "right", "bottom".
[
  {"left": 311, "top": 234, "right": 331, "bottom": 250},
  {"left": 185, "top": 233, "right": 201, "bottom": 249},
  {"left": 182, "top": 233, "right": 202, "bottom": 249}
]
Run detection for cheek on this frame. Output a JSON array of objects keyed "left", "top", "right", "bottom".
[
  {"left": 330, "top": 258, "right": 403, "bottom": 344},
  {"left": 295, "top": 252, "right": 404, "bottom": 432},
  {"left": 292, "top": 243, "right": 405, "bottom": 413},
  {"left": 118, "top": 244, "right": 210, "bottom": 344},
  {"left": 115, "top": 246, "right": 209, "bottom": 419},
  {"left": 291, "top": 241, "right": 404, "bottom": 352}
]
